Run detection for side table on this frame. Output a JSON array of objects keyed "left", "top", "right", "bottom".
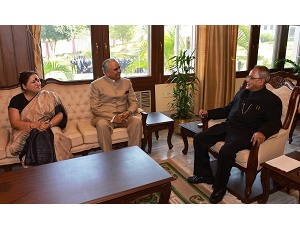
[
  {"left": 142, "top": 112, "right": 174, "bottom": 154},
  {"left": 259, "top": 151, "right": 300, "bottom": 204},
  {"left": 180, "top": 120, "right": 202, "bottom": 154}
]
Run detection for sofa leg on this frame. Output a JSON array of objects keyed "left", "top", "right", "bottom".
[
  {"left": 1, "top": 163, "right": 22, "bottom": 172},
  {"left": 3, "top": 166, "right": 12, "bottom": 172}
]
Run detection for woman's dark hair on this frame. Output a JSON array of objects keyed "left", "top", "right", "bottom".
[{"left": 19, "top": 71, "right": 38, "bottom": 90}]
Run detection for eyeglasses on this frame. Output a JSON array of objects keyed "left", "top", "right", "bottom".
[{"left": 246, "top": 75, "right": 262, "bottom": 80}]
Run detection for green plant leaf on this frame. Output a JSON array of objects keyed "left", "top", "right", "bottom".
[{"left": 166, "top": 50, "right": 199, "bottom": 120}]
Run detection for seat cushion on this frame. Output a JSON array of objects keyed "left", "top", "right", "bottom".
[
  {"left": 77, "top": 119, "right": 129, "bottom": 144},
  {"left": 0, "top": 128, "right": 9, "bottom": 159},
  {"left": 210, "top": 141, "right": 250, "bottom": 169},
  {"left": 77, "top": 119, "right": 98, "bottom": 144},
  {"left": 111, "top": 128, "right": 129, "bottom": 144},
  {"left": 62, "top": 121, "right": 83, "bottom": 147}
]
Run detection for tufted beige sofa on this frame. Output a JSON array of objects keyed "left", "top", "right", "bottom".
[{"left": 0, "top": 79, "right": 147, "bottom": 171}]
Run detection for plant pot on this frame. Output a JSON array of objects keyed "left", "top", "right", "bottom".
[{"left": 173, "top": 118, "right": 195, "bottom": 135}]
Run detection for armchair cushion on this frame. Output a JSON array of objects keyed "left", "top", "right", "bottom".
[{"left": 266, "top": 83, "right": 292, "bottom": 124}]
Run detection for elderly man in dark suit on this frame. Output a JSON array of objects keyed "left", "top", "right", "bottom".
[{"left": 188, "top": 65, "right": 282, "bottom": 203}]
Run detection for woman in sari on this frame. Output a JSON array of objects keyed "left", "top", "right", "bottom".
[{"left": 8, "top": 71, "right": 73, "bottom": 166}]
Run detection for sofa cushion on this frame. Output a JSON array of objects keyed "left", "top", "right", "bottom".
[
  {"left": 77, "top": 119, "right": 98, "bottom": 144},
  {"left": 62, "top": 121, "right": 83, "bottom": 147},
  {"left": 0, "top": 87, "right": 22, "bottom": 129},
  {"left": 70, "top": 142, "right": 100, "bottom": 154},
  {"left": 0, "top": 128, "right": 9, "bottom": 159},
  {"left": 77, "top": 119, "right": 129, "bottom": 144},
  {"left": 43, "top": 83, "right": 93, "bottom": 122},
  {"left": 111, "top": 128, "right": 129, "bottom": 144}
]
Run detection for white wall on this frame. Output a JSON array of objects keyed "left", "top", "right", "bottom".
[
  {"left": 155, "top": 83, "right": 175, "bottom": 115},
  {"left": 155, "top": 78, "right": 245, "bottom": 113},
  {"left": 235, "top": 78, "right": 245, "bottom": 93}
]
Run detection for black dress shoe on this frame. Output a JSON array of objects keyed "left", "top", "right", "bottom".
[
  {"left": 187, "top": 175, "right": 214, "bottom": 184},
  {"left": 209, "top": 188, "right": 227, "bottom": 204}
]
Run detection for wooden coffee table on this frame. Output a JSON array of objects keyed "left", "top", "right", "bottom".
[
  {"left": 259, "top": 151, "right": 300, "bottom": 204},
  {"left": 142, "top": 112, "right": 174, "bottom": 154},
  {"left": 180, "top": 120, "right": 202, "bottom": 154},
  {"left": 0, "top": 146, "right": 174, "bottom": 204}
]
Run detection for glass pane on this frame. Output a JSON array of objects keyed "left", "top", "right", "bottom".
[
  {"left": 41, "top": 25, "right": 93, "bottom": 81},
  {"left": 285, "top": 25, "right": 300, "bottom": 65},
  {"left": 236, "top": 25, "right": 250, "bottom": 71},
  {"left": 257, "top": 25, "right": 279, "bottom": 68},
  {"left": 109, "top": 25, "right": 150, "bottom": 78},
  {"left": 164, "top": 25, "right": 195, "bottom": 75}
]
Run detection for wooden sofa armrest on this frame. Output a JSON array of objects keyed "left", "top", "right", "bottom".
[{"left": 201, "top": 116, "right": 210, "bottom": 131}]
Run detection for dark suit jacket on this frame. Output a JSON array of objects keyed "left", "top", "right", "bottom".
[{"left": 206, "top": 86, "right": 282, "bottom": 148}]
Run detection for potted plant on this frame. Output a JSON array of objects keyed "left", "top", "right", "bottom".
[
  {"left": 275, "top": 58, "right": 300, "bottom": 75},
  {"left": 167, "top": 50, "right": 200, "bottom": 134}
]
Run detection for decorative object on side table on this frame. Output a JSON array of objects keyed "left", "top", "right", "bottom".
[{"left": 167, "top": 50, "right": 200, "bottom": 134}]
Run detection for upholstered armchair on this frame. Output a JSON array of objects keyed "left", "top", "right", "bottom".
[{"left": 201, "top": 72, "right": 300, "bottom": 203}]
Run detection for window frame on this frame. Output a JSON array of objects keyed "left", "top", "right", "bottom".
[{"left": 236, "top": 25, "right": 294, "bottom": 78}]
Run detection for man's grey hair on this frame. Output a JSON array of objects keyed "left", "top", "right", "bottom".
[
  {"left": 102, "top": 58, "right": 117, "bottom": 75},
  {"left": 254, "top": 65, "right": 270, "bottom": 83}
]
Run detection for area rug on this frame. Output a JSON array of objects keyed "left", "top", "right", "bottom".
[
  {"left": 130, "top": 157, "right": 242, "bottom": 204},
  {"left": 169, "top": 155, "right": 243, "bottom": 204},
  {"left": 130, "top": 159, "right": 210, "bottom": 204}
]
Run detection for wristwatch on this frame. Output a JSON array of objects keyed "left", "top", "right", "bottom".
[{"left": 49, "top": 121, "right": 53, "bottom": 128}]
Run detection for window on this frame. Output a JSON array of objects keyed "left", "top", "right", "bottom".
[
  {"left": 236, "top": 25, "right": 250, "bottom": 71},
  {"left": 236, "top": 25, "right": 300, "bottom": 75},
  {"left": 257, "top": 25, "right": 279, "bottom": 68},
  {"left": 285, "top": 25, "right": 300, "bottom": 64},
  {"left": 164, "top": 25, "right": 195, "bottom": 75},
  {"left": 41, "top": 25, "right": 196, "bottom": 83},
  {"left": 41, "top": 25, "right": 93, "bottom": 81},
  {"left": 109, "top": 25, "right": 150, "bottom": 78},
  {"left": 40, "top": 25, "right": 300, "bottom": 83}
]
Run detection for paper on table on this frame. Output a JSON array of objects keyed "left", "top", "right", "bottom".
[{"left": 266, "top": 155, "right": 300, "bottom": 172}]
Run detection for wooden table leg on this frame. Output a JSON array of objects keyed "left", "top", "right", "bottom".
[
  {"left": 258, "top": 167, "right": 270, "bottom": 204},
  {"left": 158, "top": 182, "right": 171, "bottom": 204},
  {"left": 167, "top": 123, "right": 174, "bottom": 150},
  {"left": 141, "top": 137, "right": 147, "bottom": 153},
  {"left": 147, "top": 130, "right": 153, "bottom": 154},
  {"left": 181, "top": 129, "right": 188, "bottom": 155}
]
